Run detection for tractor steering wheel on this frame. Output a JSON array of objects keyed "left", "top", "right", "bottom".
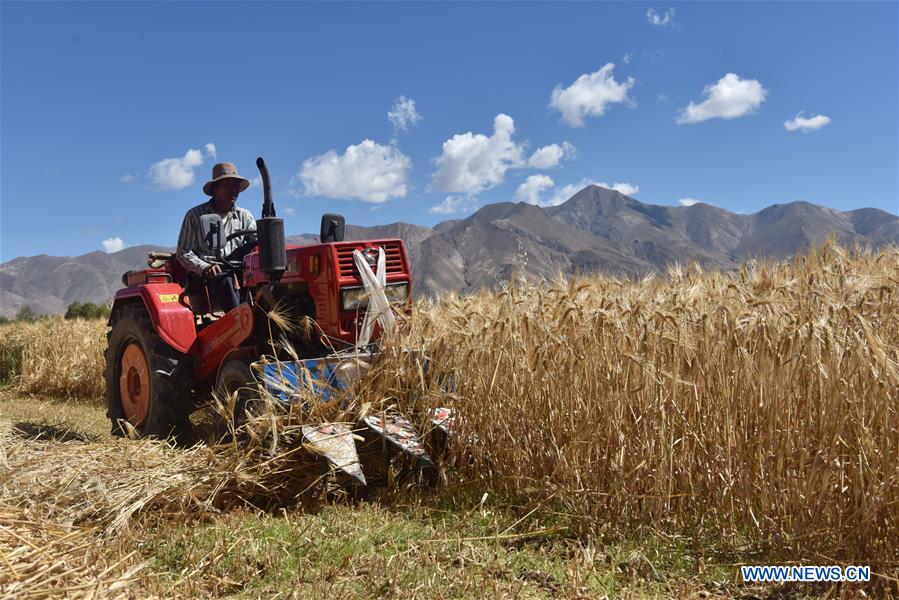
[{"left": 223, "top": 229, "right": 258, "bottom": 263}]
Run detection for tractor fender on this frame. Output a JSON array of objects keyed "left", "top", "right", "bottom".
[{"left": 111, "top": 284, "right": 197, "bottom": 354}]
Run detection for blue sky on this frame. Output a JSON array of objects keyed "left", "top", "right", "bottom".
[{"left": 1, "top": 1, "right": 897, "bottom": 260}]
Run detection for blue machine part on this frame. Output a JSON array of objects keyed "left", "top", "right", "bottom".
[
  {"left": 253, "top": 350, "right": 447, "bottom": 404},
  {"left": 257, "top": 358, "right": 343, "bottom": 403}
]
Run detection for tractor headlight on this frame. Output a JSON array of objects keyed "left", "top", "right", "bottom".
[
  {"left": 341, "top": 282, "right": 409, "bottom": 311},
  {"left": 384, "top": 282, "right": 409, "bottom": 305},
  {"left": 341, "top": 287, "right": 368, "bottom": 312}
]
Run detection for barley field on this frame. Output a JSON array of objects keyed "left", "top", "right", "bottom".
[
  {"left": 0, "top": 316, "right": 105, "bottom": 398},
  {"left": 1, "top": 242, "right": 897, "bottom": 597}
]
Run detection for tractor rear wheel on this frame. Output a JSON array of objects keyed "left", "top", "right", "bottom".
[{"left": 105, "top": 304, "right": 193, "bottom": 441}]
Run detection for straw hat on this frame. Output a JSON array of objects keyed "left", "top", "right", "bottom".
[{"left": 203, "top": 162, "right": 250, "bottom": 196}]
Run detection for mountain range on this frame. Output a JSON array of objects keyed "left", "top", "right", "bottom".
[{"left": 2, "top": 185, "right": 897, "bottom": 317}]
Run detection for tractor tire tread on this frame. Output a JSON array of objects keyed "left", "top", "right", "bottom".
[{"left": 105, "top": 304, "right": 194, "bottom": 442}]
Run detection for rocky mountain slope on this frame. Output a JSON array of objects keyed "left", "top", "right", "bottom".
[
  {"left": 2, "top": 187, "right": 896, "bottom": 316},
  {"left": 409, "top": 186, "right": 897, "bottom": 295}
]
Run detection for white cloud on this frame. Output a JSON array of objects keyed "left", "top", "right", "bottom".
[
  {"left": 516, "top": 175, "right": 555, "bottom": 205},
  {"left": 609, "top": 182, "right": 639, "bottom": 196},
  {"left": 204, "top": 143, "right": 217, "bottom": 160},
  {"left": 784, "top": 112, "right": 831, "bottom": 133},
  {"left": 388, "top": 96, "right": 422, "bottom": 132},
  {"left": 428, "top": 195, "right": 479, "bottom": 215},
  {"left": 544, "top": 180, "right": 594, "bottom": 207},
  {"left": 250, "top": 175, "right": 262, "bottom": 188},
  {"left": 646, "top": 8, "right": 675, "bottom": 27},
  {"left": 622, "top": 53, "right": 632, "bottom": 65},
  {"left": 527, "top": 142, "right": 576, "bottom": 169},
  {"left": 542, "top": 179, "right": 639, "bottom": 207},
  {"left": 148, "top": 147, "right": 206, "bottom": 190},
  {"left": 677, "top": 73, "right": 767, "bottom": 124},
  {"left": 550, "top": 64, "right": 635, "bottom": 128},
  {"left": 431, "top": 115, "right": 575, "bottom": 196},
  {"left": 284, "top": 207, "right": 296, "bottom": 216},
  {"left": 679, "top": 198, "right": 700, "bottom": 206},
  {"left": 431, "top": 114, "right": 526, "bottom": 195},
  {"left": 101, "top": 237, "right": 125, "bottom": 253},
  {"left": 120, "top": 174, "right": 134, "bottom": 183},
  {"left": 296, "top": 139, "right": 411, "bottom": 203}
]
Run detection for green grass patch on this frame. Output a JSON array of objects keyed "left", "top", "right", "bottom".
[
  {"left": 143, "top": 501, "right": 752, "bottom": 598},
  {"left": 0, "top": 390, "right": 109, "bottom": 439}
]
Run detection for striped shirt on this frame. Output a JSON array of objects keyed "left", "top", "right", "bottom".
[{"left": 176, "top": 199, "right": 257, "bottom": 274}]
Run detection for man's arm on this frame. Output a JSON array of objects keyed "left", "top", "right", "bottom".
[
  {"left": 176, "top": 211, "right": 212, "bottom": 275},
  {"left": 243, "top": 208, "right": 257, "bottom": 235},
  {"left": 237, "top": 208, "right": 257, "bottom": 246}
]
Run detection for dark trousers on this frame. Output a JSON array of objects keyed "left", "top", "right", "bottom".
[
  {"left": 189, "top": 272, "right": 241, "bottom": 313},
  {"left": 209, "top": 272, "right": 241, "bottom": 312}
]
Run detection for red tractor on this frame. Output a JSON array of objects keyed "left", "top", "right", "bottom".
[{"left": 104, "top": 158, "right": 445, "bottom": 484}]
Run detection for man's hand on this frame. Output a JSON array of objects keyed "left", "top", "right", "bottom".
[{"left": 203, "top": 264, "right": 222, "bottom": 278}]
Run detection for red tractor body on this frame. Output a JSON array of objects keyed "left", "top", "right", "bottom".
[
  {"left": 243, "top": 239, "right": 411, "bottom": 343},
  {"left": 110, "top": 238, "right": 411, "bottom": 390}
]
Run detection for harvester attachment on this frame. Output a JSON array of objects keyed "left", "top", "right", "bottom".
[
  {"left": 425, "top": 407, "right": 457, "bottom": 458},
  {"left": 301, "top": 423, "right": 366, "bottom": 486},
  {"left": 429, "top": 407, "right": 457, "bottom": 436},
  {"left": 361, "top": 412, "right": 434, "bottom": 468},
  {"left": 255, "top": 353, "right": 372, "bottom": 405},
  {"left": 357, "top": 410, "right": 437, "bottom": 486},
  {"left": 253, "top": 352, "right": 442, "bottom": 490}
]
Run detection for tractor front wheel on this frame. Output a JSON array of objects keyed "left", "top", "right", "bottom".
[
  {"left": 212, "top": 359, "right": 259, "bottom": 441},
  {"left": 105, "top": 304, "right": 193, "bottom": 441}
]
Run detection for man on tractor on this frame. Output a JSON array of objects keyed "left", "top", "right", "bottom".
[
  {"left": 107, "top": 155, "right": 443, "bottom": 486},
  {"left": 176, "top": 162, "right": 256, "bottom": 312}
]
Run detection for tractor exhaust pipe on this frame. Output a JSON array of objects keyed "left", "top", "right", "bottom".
[{"left": 255, "top": 157, "right": 287, "bottom": 283}]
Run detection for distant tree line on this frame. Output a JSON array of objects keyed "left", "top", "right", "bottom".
[
  {"left": 0, "top": 306, "right": 39, "bottom": 324},
  {"left": 0, "top": 302, "right": 110, "bottom": 324},
  {"left": 64, "top": 302, "right": 111, "bottom": 320}
]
